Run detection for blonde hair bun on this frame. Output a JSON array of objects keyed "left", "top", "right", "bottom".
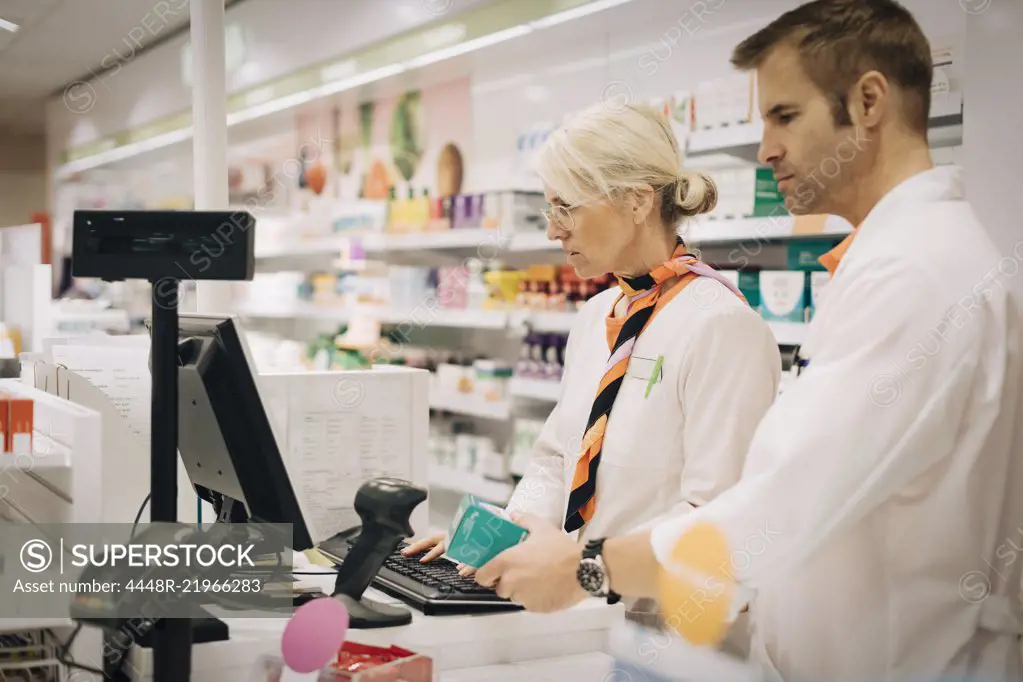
[
  {"left": 674, "top": 170, "right": 718, "bottom": 218},
  {"left": 537, "top": 102, "right": 718, "bottom": 229}
]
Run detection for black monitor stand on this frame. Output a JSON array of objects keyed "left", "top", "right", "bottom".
[{"left": 150, "top": 278, "right": 192, "bottom": 682}]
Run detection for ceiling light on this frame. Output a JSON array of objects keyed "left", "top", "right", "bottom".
[
  {"left": 404, "top": 25, "right": 532, "bottom": 69},
  {"left": 529, "top": 0, "right": 633, "bottom": 30},
  {"left": 0, "top": 17, "right": 19, "bottom": 32},
  {"left": 57, "top": 0, "right": 634, "bottom": 175}
]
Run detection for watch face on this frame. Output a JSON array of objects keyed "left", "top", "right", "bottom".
[{"left": 577, "top": 558, "right": 606, "bottom": 594}]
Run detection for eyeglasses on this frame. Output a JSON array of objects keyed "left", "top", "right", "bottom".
[{"left": 542, "top": 203, "right": 577, "bottom": 231}]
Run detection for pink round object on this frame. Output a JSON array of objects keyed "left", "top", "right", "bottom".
[{"left": 281, "top": 597, "right": 350, "bottom": 673}]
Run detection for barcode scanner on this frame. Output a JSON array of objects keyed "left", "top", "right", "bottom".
[{"left": 331, "top": 477, "right": 428, "bottom": 628}]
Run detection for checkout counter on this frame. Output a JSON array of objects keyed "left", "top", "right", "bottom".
[{"left": 3, "top": 312, "right": 628, "bottom": 681}]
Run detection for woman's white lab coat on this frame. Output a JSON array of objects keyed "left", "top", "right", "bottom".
[
  {"left": 651, "top": 166, "right": 1023, "bottom": 682},
  {"left": 506, "top": 273, "right": 779, "bottom": 654},
  {"left": 507, "top": 276, "right": 781, "bottom": 543}
]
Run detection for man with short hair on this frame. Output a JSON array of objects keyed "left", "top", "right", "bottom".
[{"left": 475, "top": 1, "right": 1023, "bottom": 681}]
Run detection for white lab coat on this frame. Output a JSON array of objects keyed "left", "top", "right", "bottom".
[
  {"left": 507, "top": 280, "right": 781, "bottom": 545},
  {"left": 651, "top": 165, "right": 1023, "bottom": 682}
]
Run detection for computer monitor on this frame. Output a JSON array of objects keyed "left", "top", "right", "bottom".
[{"left": 175, "top": 313, "right": 314, "bottom": 551}]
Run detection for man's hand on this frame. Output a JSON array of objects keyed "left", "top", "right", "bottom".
[{"left": 474, "top": 513, "right": 588, "bottom": 613}]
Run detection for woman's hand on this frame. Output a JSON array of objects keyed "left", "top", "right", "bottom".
[
  {"left": 400, "top": 533, "right": 477, "bottom": 576},
  {"left": 401, "top": 532, "right": 447, "bottom": 562}
]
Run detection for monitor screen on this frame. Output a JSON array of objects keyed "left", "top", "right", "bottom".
[{"left": 176, "top": 314, "right": 314, "bottom": 551}]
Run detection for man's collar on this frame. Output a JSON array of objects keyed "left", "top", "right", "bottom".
[
  {"left": 818, "top": 229, "right": 858, "bottom": 275},
  {"left": 815, "top": 166, "right": 963, "bottom": 276}
]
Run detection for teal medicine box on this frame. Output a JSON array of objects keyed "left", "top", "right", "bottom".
[{"left": 445, "top": 495, "right": 529, "bottom": 569}]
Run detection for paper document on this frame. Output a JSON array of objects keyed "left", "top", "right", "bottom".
[
  {"left": 50, "top": 344, "right": 152, "bottom": 444},
  {"left": 282, "top": 373, "right": 414, "bottom": 542}
]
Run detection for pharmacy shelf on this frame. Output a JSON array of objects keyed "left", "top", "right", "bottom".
[
  {"left": 688, "top": 121, "right": 766, "bottom": 159},
  {"left": 509, "top": 376, "right": 562, "bottom": 402},
  {"left": 428, "top": 464, "right": 514, "bottom": 505},
  {"left": 363, "top": 229, "right": 559, "bottom": 258},
  {"left": 508, "top": 231, "right": 558, "bottom": 252},
  {"left": 512, "top": 310, "right": 577, "bottom": 333},
  {"left": 51, "top": 308, "right": 131, "bottom": 334},
  {"left": 686, "top": 92, "right": 963, "bottom": 162},
  {"left": 376, "top": 307, "right": 509, "bottom": 330},
  {"left": 429, "top": 392, "right": 512, "bottom": 421},
  {"left": 363, "top": 228, "right": 506, "bottom": 253},
  {"left": 238, "top": 300, "right": 808, "bottom": 347},
  {"left": 237, "top": 301, "right": 508, "bottom": 329},
  {"left": 254, "top": 234, "right": 353, "bottom": 259},
  {"left": 685, "top": 216, "right": 852, "bottom": 245},
  {"left": 361, "top": 214, "right": 856, "bottom": 260},
  {"left": 236, "top": 301, "right": 351, "bottom": 322}
]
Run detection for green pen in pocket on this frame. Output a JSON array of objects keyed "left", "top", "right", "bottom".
[{"left": 645, "top": 355, "right": 664, "bottom": 398}]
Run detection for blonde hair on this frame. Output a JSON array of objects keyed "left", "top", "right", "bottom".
[{"left": 536, "top": 103, "right": 717, "bottom": 228}]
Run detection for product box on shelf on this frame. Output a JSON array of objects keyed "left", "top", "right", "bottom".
[
  {"left": 435, "top": 363, "right": 474, "bottom": 396},
  {"left": 718, "top": 270, "right": 761, "bottom": 309},
  {"left": 332, "top": 200, "right": 388, "bottom": 234},
  {"left": 436, "top": 265, "right": 470, "bottom": 309},
  {"left": 651, "top": 92, "right": 694, "bottom": 147},
  {"left": 809, "top": 271, "right": 831, "bottom": 319},
  {"left": 759, "top": 271, "right": 807, "bottom": 323},
  {"left": 752, "top": 167, "right": 786, "bottom": 217},
  {"left": 500, "top": 191, "right": 547, "bottom": 235},
  {"left": 509, "top": 418, "right": 546, "bottom": 479},
  {"left": 473, "top": 360, "right": 513, "bottom": 402},
  {"left": 515, "top": 333, "right": 567, "bottom": 380},
  {"left": 787, "top": 239, "right": 838, "bottom": 271},
  {"left": 446, "top": 494, "right": 529, "bottom": 569},
  {"left": 694, "top": 74, "right": 756, "bottom": 130}
]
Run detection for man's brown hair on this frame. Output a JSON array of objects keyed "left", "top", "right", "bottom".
[{"left": 732, "top": 0, "right": 933, "bottom": 135}]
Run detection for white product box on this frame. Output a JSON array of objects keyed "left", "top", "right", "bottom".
[
  {"left": 730, "top": 73, "right": 755, "bottom": 124},
  {"left": 809, "top": 270, "right": 831, "bottom": 318},
  {"left": 735, "top": 168, "right": 757, "bottom": 217},
  {"left": 759, "top": 271, "right": 808, "bottom": 323},
  {"left": 696, "top": 81, "right": 721, "bottom": 130}
]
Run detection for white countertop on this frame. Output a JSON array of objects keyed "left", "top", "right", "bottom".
[{"left": 128, "top": 561, "right": 625, "bottom": 681}]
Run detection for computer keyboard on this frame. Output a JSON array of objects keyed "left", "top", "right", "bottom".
[{"left": 318, "top": 534, "right": 523, "bottom": 616}]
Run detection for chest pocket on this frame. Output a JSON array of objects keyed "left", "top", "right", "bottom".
[{"left": 599, "top": 348, "right": 678, "bottom": 470}]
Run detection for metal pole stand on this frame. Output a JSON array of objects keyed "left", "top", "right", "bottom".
[{"left": 150, "top": 277, "right": 192, "bottom": 682}]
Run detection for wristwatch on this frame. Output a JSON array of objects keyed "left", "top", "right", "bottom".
[{"left": 577, "top": 538, "right": 621, "bottom": 604}]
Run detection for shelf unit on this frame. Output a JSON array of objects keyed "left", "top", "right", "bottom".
[
  {"left": 430, "top": 392, "right": 512, "bottom": 421},
  {"left": 428, "top": 464, "right": 514, "bottom": 506},
  {"left": 509, "top": 376, "right": 562, "bottom": 402},
  {"left": 686, "top": 91, "right": 962, "bottom": 164},
  {"left": 254, "top": 234, "right": 353, "bottom": 259}
]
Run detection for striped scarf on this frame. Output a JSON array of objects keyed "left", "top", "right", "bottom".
[{"left": 564, "top": 242, "right": 745, "bottom": 532}]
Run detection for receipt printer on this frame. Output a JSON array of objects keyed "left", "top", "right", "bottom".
[{"left": 444, "top": 495, "right": 529, "bottom": 569}]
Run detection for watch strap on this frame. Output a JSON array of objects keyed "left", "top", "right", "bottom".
[{"left": 583, "top": 538, "right": 621, "bottom": 605}]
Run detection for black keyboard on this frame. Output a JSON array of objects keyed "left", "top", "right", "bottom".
[{"left": 317, "top": 535, "right": 523, "bottom": 616}]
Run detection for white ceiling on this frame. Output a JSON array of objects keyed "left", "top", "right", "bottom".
[{"left": 0, "top": 0, "right": 209, "bottom": 134}]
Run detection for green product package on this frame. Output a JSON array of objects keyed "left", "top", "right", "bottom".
[
  {"left": 786, "top": 238, "right": 838, "bottom": 271},
  {"left": 752, "top": 167, "right": 787, "bottom": 217},
  {"left": 737, "top": 271, "right": 761, "bottom": 308},
  {"left": 445, "top": 495, "right": 529, "bottom": 569}
]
